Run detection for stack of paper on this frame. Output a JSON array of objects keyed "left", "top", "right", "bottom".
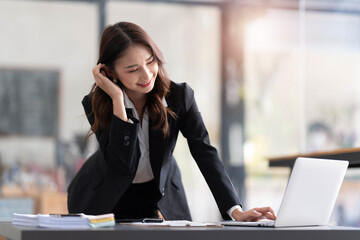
[
  {"left": 12, "top": 213, "right": 115, "bottom": 229},
  {"left": 12, "top": 213, "right": 39, "bottom": 227}
]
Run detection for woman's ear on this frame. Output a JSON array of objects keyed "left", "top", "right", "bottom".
[
  {"left": 101, "top": 65, "right": 117, "bottom": 81},
  {"left": 116, "top": 79, "right": 124, "bottom": 88}
]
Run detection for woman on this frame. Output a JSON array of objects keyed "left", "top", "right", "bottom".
[{"left": 67, "top": 21, "right": 276, "bottom": 222}]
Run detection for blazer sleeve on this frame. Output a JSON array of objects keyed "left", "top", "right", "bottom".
[
  {"left": 82, "top": 95, "right": 140, "bottom": 177},
  {"left": 67, "top": 95, "right": 140, "bottom": 214},
  {"left": 178, "top": 84, "right": 242, "bottom": 220}
]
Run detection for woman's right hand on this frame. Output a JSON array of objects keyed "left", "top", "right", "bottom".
[
  {"left": 232, "top": 207, "right": 277, "bottom": 222},
  {"left": 92, "top": 63, "right": 124, "bottom": 102},
  {"left": 92, "top": 63, "right": 128, "bottom": 122}
]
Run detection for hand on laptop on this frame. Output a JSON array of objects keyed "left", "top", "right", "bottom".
[{"left": 232, "top": 207, "right": 277, "bottom": 222}]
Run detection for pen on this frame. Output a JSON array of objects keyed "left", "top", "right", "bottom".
[
  {"left": 116, "top": 218, "right": 164, "bottom": 223},
  {"left": 142, "top": 218, "right": 163, "bottom": 223},
  {"left": 49, "top": 214, "right": 83, "bottom": 217}
]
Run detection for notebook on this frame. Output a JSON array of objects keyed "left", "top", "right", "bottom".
[{"left": 222, "top": 157, "right": 349, "bottom": 227}]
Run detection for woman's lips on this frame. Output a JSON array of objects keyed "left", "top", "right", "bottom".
[{"left": 138, "top": 79, "right": 152, "bottom": 88}]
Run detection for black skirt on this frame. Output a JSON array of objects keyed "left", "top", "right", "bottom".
[{"left": 112, "top": 179, "right": 162, "bottom": 220}]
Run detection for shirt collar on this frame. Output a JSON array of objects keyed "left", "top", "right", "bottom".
[
  {"left": 123, "top": 91, "right": 135, "bottom": 109},
  {"left": 123, "top": 91, "right": 168, "bottom": 109}
]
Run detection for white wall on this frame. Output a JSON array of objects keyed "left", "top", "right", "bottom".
[{"left": 0, "top": 0, "right": 98, "bottom": 166}]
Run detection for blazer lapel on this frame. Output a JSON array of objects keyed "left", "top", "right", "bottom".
[
  {"left": 125, "top": 108, "right": 141, "bottom": 179},
  {"left": 125, "top": 108, "right": 133, "bottom": 117},
  {"left": 149, "top": 119, "right": 164, "bottom": 186}
]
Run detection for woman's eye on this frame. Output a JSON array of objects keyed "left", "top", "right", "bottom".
[
  {"left": 129, "top": 68, "right": 138, "bottom": 73},
  {"left": 147, "top": 59, "right": 155, "bottom": 65}
]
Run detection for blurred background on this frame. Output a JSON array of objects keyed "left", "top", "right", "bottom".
[{"left": 0, "top": 0, "right": 359, "bottom": 226}]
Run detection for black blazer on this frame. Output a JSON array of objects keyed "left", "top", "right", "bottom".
[{"left": 67, "top": 81, "right": 241, "bottom": 220}]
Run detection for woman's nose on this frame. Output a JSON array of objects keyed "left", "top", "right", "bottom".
[{"left": 141, "top": 66, "right": 152, "bottom": 81}]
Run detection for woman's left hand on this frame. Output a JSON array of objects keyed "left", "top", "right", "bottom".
[{"left": 231, "top": 207, "right": 277, "bottom": 222}]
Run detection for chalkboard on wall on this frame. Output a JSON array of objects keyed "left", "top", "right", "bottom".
[{"left": 0, "top": 68, "right": 59, "bottom": 136}]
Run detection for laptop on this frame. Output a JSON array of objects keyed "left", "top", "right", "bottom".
[{"left": 222, "top": 157, "right": 349, "bottom": 227}]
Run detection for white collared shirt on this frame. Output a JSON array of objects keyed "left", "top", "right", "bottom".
[
  {"left": 123, "top": 92, "right": 153, "bottom": 183},
  {"left": 123, "top": 92, "right": 167, "bottom": 184}
]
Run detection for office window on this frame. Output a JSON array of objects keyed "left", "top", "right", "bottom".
[{"left": 244, "top": 5, "right": 360, "bottom": 226}]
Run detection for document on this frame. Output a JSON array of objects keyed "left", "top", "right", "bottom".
[
  {"left": 12, "top": 213, "right": 115, "bottom": 229},
  {"left": 12, "top": 213, "right": 39, "bottom": 227},
  {"left": 120, "top": 220, "right": 223, "bottom": 228}
]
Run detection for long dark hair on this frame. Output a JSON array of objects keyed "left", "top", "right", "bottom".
[{"left": 88, "top": 22, "right": 175, "bottom": 138}]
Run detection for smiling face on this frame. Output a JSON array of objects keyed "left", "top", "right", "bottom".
[{"left": 113, "top": 44, "right": 158, "bottom": 99}]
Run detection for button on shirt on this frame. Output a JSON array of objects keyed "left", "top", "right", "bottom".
[{"left": 123, "top": 92, "right": 167, "bottom": 184}]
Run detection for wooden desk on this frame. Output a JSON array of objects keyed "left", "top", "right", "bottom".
[
  {"left": 1, "top": 222, "right": 360, "bottom": 240},
  {"left": 269, "top": 148, "right": 360, "bottom": 168}
]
